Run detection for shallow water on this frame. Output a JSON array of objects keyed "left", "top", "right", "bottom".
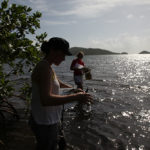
[{"left": 54, "top": 54, "right": 150, "bottom": 150}]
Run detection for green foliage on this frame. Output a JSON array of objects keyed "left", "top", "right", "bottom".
[
  {"left": 19, "top": 82, "right": 32, "bottom": 113},
  {"left": 0, "top": 68, "right": 14, "bottom": 100},
  {"left": 0, "top": 0, "right": 47, "bottom": 112}
]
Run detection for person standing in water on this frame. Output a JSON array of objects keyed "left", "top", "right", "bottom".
[
  {"left": 70, "top": 51, "right": 86, "bottom": 112},
  {"left": 70, "top": 51, "right": 85, "bottom": 90},
  {"left": 30, "top": 37, "right": 92, "bottom": 150}
]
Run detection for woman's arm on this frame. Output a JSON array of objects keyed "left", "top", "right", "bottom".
[
  {"left": 42, "top": 92, "right": 92, "bottom": 106},
  {"left": 58, "top": 79, "right": 72, "bottom": 88},
  {"left": 38, "top": 61, "right": 92, "bottom": 106}
]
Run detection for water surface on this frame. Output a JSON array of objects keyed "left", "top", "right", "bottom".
[{"left": 54, "top": 54, "right": 150, "bottom": 150}]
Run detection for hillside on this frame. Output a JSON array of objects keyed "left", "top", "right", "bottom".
[
  {"left": 139, "top": 51, "right": 150, "bottom": 54},
  {"left": 70, "top": 47, "right": 120, "bottom": 55}
]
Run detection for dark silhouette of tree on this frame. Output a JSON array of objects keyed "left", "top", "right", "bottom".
[{"left": 0, "top": 0, "right": 47, "bottom": 126}]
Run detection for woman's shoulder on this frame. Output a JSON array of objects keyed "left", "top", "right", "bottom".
[
  {"left": 31, "top": 60, "right": 51, "bottom": 81},
  {"left": 35, "top": 60, "right": 50, "bottom": 70}
]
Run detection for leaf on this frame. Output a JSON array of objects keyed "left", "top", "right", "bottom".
[{"left": 1, "top": 1, "right": 8, "bottom": 9}]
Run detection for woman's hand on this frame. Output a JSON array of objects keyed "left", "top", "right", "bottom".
[
  {"left": 73, "top": 88, "right": 84, "bottom": 93},
  {"left": 76, "top": 92, "right": 93, "bottom": 104}
]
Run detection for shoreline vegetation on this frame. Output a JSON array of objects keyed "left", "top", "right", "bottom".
[{"left": 70, "top": 47, "right": 150, "bottom": 55}]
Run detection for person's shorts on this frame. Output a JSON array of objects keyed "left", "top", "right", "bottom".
[{"left": 74, "top": 75, "right": 83, "bottom": 85}]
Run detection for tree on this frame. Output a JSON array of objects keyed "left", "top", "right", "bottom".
[{"left": 0, "top": 0, "right": 47, "bottom": 122}]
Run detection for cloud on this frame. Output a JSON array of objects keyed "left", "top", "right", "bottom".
[
  {"left": 12, "top": 0, "right": 150, "bottom": 19},
  {"left": 22, "top": 0, "right": 149, "bottom": 18},
  {"left": 42, "top": 20, "right": 77, "bottom": 25},
  {"left": 126, "top": 14, "right": 146, "bottom": 20},
  {"left": 34, "top": 0, "right": 50, "bottom": 12},
  {"left": 89, "top": 34, "right": 150, "bottom": 53},
  {"left": 105, "top": 19, "right": 118, "bottom": 23},
  {"left": 127, "top": 14, "right": 134, "bottom": 19},
  {"left": 139, "top": 15, "right": 145, "bottom": 19}
]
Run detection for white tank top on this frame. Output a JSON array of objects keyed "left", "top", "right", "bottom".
[{"left": 31, "top": 60, "right": 62, "bottom": 125}]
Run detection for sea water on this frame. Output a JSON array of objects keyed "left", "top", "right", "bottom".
[
  {"left": 54, "top": 54, "right": 150, "bottom": 150},
  {"left": 8, "top": 54, "right": 150, "bottom": 150}
]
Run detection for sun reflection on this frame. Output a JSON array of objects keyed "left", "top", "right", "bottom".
[
  {"left": 132, "top": 133, "right": 135, "bottom": 138},
  {"left": 121, "top": 111, "right": 133, "bottom": 118},
  {"left": 139, "top": 145, "right": 145, "bottom": 150},
  {"left": 77, "top": 126, "right": 81, "bottom": 129},
  {"left": 138, "top": 110, "right": 150, "bottom": 123}
]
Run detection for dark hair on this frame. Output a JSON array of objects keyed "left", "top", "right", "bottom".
[
  {"left": 41, "top": 37, "right": 71, "bottom": 55},
  {"left": 41, "top": 41, "right": 50, "bottom": 54}
]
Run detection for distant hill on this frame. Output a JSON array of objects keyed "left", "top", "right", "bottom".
[
  {"left": 70, "top": 47, "right": 120, "bottom": 55},
  {"left": 139, "top": 51, "right": 150, "bottom": 54},
  {"left": 121, "top": 52, "right": 128, "bottom": 54}
]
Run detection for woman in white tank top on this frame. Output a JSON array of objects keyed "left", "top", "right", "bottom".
[{"left": 30, "top": 37, "right": 93, "bottom": 150}]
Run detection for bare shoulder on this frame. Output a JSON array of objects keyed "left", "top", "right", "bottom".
[
  {"left": 38, "top": 60, "right": 51, "bottom": 74},
  {"left": 37, "top": 60, "right": 49, "bottom": 68},
  {"left": 32, "top": 60, "right": 50, "bottom": 82}
]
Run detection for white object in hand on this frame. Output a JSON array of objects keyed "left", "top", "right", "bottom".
[{"left": 75, "top": 63, "right": 84, "bottom": 69}]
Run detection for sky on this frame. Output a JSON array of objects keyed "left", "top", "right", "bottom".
[{"left": 5, "top": 0, "right": 150, "bottom": 53}]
